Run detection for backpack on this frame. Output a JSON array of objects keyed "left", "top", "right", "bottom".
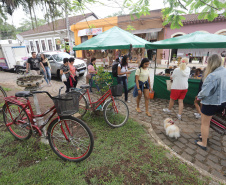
[{"left": 112, "top": 63, "right": 122, "bottom": 77}]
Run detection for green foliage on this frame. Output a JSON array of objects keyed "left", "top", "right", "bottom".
[
  {"left": 16, "top": 18, "right": 47, "bottom": 33},
  {"left": 93, "top": 66, "right": 112, "bottom": 94},
  {"left": 0, "top": 20, "right": 16, "bottom": 39},
  {"left": 126, "top": 25, "right": 136, "bottom": 32}
]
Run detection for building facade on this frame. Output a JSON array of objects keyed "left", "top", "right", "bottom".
[
  {"left": 20, "top": 13, "right": 97, "bottom": 54},
  {"left": 163, "top": 14, "right": 226, "bottom": 64},
  {"left": 71, "top": 17, "right": 118, "bottom": 58}
]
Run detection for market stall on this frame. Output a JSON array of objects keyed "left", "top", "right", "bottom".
[
  {"left": 145, "top": 31, "right": 226, "bottom": 104},
  {"left": 73, "top": 26, "right": 152, "bottom": 90}
]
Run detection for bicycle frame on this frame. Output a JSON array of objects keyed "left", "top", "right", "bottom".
[
  {"left": 4, "top": 96, "right": 57, "bottom": 136},
  {"left": 81, "top": 88, "right": 119, "bottom": 113}
]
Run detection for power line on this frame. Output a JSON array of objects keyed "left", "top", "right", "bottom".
[{"left": 82, "top": 3, "right": 117, "bottom": 27}]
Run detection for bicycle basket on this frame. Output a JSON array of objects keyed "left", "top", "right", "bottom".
[
  {"left": 110, "top": 84, "right": 123, "bottom": 96},
  {"left": 52, "top": 92, "right": 80, "bottom": 116}
]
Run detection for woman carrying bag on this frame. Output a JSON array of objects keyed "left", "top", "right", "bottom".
[
  {"left": 117, "top": 55, "right": 131, "bottom": 103},
  {"left": 40, "top": 53, "right": 52, "bottom": 86},
  {"left": 133, "top": 58, "right": 152, "bottom": 117}
]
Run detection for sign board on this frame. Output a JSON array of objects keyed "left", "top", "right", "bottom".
[{"left": 78, "top": 28, "right": 102, "bottom": 37}]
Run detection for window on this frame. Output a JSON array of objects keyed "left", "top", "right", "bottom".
[
  {"left": 48, "top": 39, "right": 53, "bottom": 51},
  {"left": 41, "top": 40, "right": 46, "bottom": 51},
  {"left": 52, "top": 52, "right": 71, "bottom": 62},
  {"left": 30, "top": 41, "right": 35, "bottom": 51},
  {"left": 35, "top": 41, "right": 40, "bottom": 53}
]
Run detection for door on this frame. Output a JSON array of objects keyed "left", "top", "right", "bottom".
[{"left": 2, "top": 47, "right": 15, "bottom": 69}]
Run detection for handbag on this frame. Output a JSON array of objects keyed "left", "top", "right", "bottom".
[
  {"left": 166, "top": 80, "right": 172, "bottom": 91},
  {"left": 61, "top": 74, "right": 67, "bottom": 82}
]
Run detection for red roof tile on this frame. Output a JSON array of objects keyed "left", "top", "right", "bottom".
[{"left": 20, "top": 13, "right": 94, "bottom": 36}]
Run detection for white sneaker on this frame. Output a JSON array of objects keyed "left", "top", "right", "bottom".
[
  {"left": 177, "top": 114, "right": 181, "bottom": 120},
  {"left": 126, "top": 100, "right": 131, "bottom": 103},
  {"left": 163, "top": 108, "right": 171, "bottom": 114},
  {"left": 194, "top": 113, "right": 199, "bottom": 116},
  {"left": 195, "top": 113, "right": 201, "bottom": 119}
]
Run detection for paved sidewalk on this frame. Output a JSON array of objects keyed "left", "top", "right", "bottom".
[{"left": 0, "top": 71, "right": 225, "bottom": 181}]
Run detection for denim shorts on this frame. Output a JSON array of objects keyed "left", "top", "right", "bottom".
[{"left": 201, "top": 102, "right": 226, "bottom": 116}]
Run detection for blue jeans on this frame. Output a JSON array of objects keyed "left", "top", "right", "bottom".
[
  {"left": 89, "top": 74, "right": 100, "bottom": 92},
  {"left": 117, "top": 76, "right": 128, "bottom": 101},
  {"left": 43, "top": 67, "right": 51, "bottom": 84}
]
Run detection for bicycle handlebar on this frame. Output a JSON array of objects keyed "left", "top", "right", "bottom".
[{"left": 32, "top": 86, "right": 64, "bottom": 99}]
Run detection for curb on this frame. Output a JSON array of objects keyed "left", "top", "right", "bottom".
[{"left": 133, "top": 118, "right": 226, "bottom": 184}]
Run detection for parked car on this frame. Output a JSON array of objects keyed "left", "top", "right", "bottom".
[{"left": 37, "top": 51, "right": 86, "bottom": 78}]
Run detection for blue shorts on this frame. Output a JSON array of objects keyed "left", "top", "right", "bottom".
[{"left": 201, "top": 102, "right": 226, "bottom": 116}]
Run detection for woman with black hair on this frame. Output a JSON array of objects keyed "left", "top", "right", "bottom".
[
  {"left": 133, "top": 58, "right": 152, "bottom": 117},
  {"left": 117, "top": 55, "right": 131, "bottom": 102},
  {"left": 60, "top": 58, "right": 73, "bottom": 93},
  {"left": 87, "top": 57, "right": 99, "bottom": 92}
]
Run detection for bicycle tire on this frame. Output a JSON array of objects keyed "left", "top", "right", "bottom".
[
  {"left": 103, "top": 98, "right": 129, "bottom": 128},
  {"left": 77, "top": 93, "right": 88, "bottom": 118},
  {"left": 0, "top": 86, "right": 7, "bottom": 111},
  {"left": 3, "top": 102, "right": 32, "bottom": 140},
  {"left": 47, "top": 116, "right": 94, "bottom": 162}
]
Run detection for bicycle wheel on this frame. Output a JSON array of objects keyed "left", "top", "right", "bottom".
[
  {"left": 104, "top": 98, "right": 129, "bottom": 128},
  {"left": 76, "top": 93, "right": 88, "bottom": 118},
  {"left": 0, "top": 86, "right": 7, "bottom": 111},
  {"left": 3, "top": 102, "right": 32, "bottom": 140},
  {"left": 48, "top": 116, "right": 94, "bottom": 162}
]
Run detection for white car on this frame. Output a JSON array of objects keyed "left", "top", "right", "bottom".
[{"left": 37, "top": 51, "right": 86, "bottom": 78}]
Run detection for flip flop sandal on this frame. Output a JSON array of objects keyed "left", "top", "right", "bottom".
[
  {"left": 146, "top": 112, "right": 152, "bottom": 117},
  {"left": 136, "top": 108, "right": 142, "bottom": 113},
  {"left": 195, "top": 140, "right": 207, "bottom": 151},
  {"left": 197, "top": 134, "right": 210, "bottom": 142}
]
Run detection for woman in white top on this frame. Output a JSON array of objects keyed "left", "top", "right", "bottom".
[
  {"left": 163, "top": 58, "right": 190, "bottom": 120},
  {"left": 133, "top": 58, "right": 152, "bottom": 117},
  {"left": 117, "top": 55, "right": 131, "bottom": 102}
]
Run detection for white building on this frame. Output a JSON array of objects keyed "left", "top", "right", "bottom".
[{"left": 20, "top": 13, "right": 97, "bottom": 54}]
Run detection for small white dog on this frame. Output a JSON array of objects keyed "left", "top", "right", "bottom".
[{"left": 164, "top": 118, "right": 180, "bottom": 139}]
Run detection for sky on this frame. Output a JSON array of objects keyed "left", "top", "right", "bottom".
[{"left": 7, "top": 0, "right": 165, "bottom": 28}]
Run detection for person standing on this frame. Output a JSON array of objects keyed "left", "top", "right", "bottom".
[
  {"left": 26, "top": 52, "right": 45, "bottom": 75},
  {"left": 117, "top": 55, "right": 131, "bottom": 103},
  {"left": 195, "top": 54, "right": 226, "bottom": 150},
  {"left": 87, "top": 58, "right": 99, "bottom": 92},
  {"left": 40, "top": 53, "right": 52, "bottom": 86},
  {"left": 133, "top": 58, "right": 152, "bottom": 117},
  {"left": 60, "top": 58, "right": 72, "bottom": 93},
  {"left": 69, "top": 57, "right": 78, "bottom": 88},
  {"left": 163, "top": 58, "right": 190, "bottom": 120}
]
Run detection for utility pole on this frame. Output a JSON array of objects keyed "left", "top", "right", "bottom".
[{"left": 65, "top": 11, "right": 73, "bottom": 55}]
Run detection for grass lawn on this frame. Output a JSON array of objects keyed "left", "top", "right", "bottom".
[{"left": 0, "top": 110, "right": 212, "bottom": 185}]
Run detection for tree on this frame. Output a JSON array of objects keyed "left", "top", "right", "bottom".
[
  {"left": 124, "top": 0, "right": 226, "bottom": 29},
  {"left": 1, "top": 0, "right": 226, "bottom": 30},
  {"left": 0, "top": 20, "right": 16, "bottom": 39},
  {"left": 16, "top": 18, "right": 47, "bottom": 33}
]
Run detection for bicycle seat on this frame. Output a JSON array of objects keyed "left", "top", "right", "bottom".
[
  {"left": 80, "top": 85, "right": 90, "bottom": 89},
  {"left": 15, "top": 91, "right": 32, "bottom": 98}
]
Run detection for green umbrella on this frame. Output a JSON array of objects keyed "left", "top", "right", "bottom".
[
  {"left": 73, "top": 26, "right": 152, "bottom": 51},
  {"left": 145, "top": 31, "right": 226, "bottom": 49}
]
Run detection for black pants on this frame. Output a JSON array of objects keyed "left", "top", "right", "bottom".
[
  {"left": 117, "top": 76, "right": 128, "bottom": 101},
  {"left": 64, "top": 78, "right": 70, "bottom": 93}
]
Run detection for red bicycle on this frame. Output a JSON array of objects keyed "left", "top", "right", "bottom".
[
  {"left": 72, "top": 83, "right": 129, "bottom": 128},
  {"left": 2, "top": 87, "right": 94, "bottom": 162}
]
